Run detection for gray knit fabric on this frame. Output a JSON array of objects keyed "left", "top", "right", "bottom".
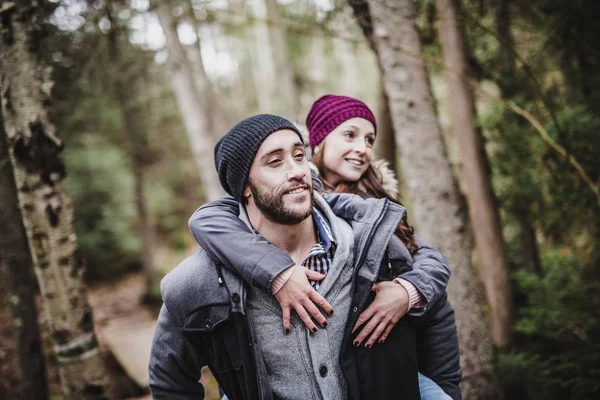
[
  {"left": 214, "top": 114, "right": 304, "bottom": 200},
  {"left": 239, "top": 194, "right": 355, "bottom": 400}
]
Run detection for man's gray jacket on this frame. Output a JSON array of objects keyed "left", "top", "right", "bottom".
[{"left": 149, "top": 193, "right": 426, "bottom": 399}]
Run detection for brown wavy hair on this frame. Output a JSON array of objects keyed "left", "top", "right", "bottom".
[{"left": 312, "top": 143, "right": 420, "bottom": 254}]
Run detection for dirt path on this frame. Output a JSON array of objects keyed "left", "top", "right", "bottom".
[
  {"left": 87, "top": 272, "right": 220, "bottom": 400},
  {"left": 1, "top": 271, "right": 220, "bottom": 399}
]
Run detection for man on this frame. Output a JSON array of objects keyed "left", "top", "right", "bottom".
[{"left": 149, "top": 114, "right": 421, "bottom": 399}]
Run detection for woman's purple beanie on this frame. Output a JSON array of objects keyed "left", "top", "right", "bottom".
[{"left": 305, "top": 94, "right": 377, "bottom": 148}]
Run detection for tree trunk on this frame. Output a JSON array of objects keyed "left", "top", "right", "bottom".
[
  {"left": 307, "top": 34, "right": 327, "bottom": 98},
  {"left": 152, "top": 0, "right": 224, "bottom": 201},
  {"left": 334, "top": 37, "right": 359, "bottom": 97},
  {"left": 265, "top": 0, "right": 299, "bottom": 120},
  {"left": 493, "top": 0, "right": 542, "bottom": 275},
  {"left": 249, "top": 0, "right": 277, "bottom": 113},
  {"left": 0, "top": 2, "right": 111, "bottom": 398},
  {"left": 375, "top": 74, "right": 397, "bottom": 172},
  {"left": 185, "top": 0, "right": 230, "bottom": 137},
  {"left": 0, "top": 108, "right": 49, "bottom": 400},
  {"left": 436, "top": 0, "right": 513, "bottom": 350},
  {"left": 349, "top": 0, "right": 499, "bottom": 397},
  {"left": 106, "top": 6, "right": 159, "bottom": 293}
]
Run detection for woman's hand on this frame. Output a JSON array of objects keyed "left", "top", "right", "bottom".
[
  {"left": 352, "top": 281, "right": 409, "bottom": 348},
  {"left": 274, "top": 266, "right": 334, "bottom": 333}
]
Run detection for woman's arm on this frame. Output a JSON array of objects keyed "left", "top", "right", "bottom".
[
  {"left": 323, "top": 192, "right": 450, "bottom": 316},
  {"left": 188, "top": 195, "right": 333, "bottom": 332},
  {"left": 188, "top": 195, "right": 295, "bottom": 292},
  {"left": 397, "top": 234, "right": 451, "bottom": 317}
]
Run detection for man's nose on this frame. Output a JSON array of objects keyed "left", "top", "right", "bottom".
[{"left": 286, "top": 163, "right": 306, "bottom": 181}]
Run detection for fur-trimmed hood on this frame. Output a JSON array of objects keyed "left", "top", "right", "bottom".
[{"left": 363, "top": 159, "right": 399, "bottom": 199}]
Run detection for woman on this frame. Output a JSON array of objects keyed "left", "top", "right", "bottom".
[{"left": 190, "top": 95, "right": 461, "bottom": 400}]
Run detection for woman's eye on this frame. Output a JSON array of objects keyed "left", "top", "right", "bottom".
[
  {"left": 366, "top": 137, "right": 375, "bottom": 147},
  {"left": 344, "top": 131, "right": 355, "bottom": 139}
]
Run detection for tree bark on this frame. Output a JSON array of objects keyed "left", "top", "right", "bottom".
[
  {"left": 436, "top": 0, "right": 513, "bottom": 350},
  {"left": 185, "top": 0, "right": 230, "bottom": 137},
  {"left": 349, "top": 0, "right": 499, "bottom": 397},
  {"left": 493, "top": 0, "right": 542, "bottom": 275},
  {"left": 375, "top": 74, "right": 397, "bottom": 172},
  {"left": 265, "top": 0, "right": 299, "bottom": 120},
  {"left": 334, "top": 36, "right": 359, "bottom": 97},
  {"left": 0, "top": 108, "right": 49, "bottom": 400},
  {"left": 249, "top": 0, "right": 277, "bottom": 113},
  {"left": 152, "top": 0, "right": 224, "bottom": 201},
  {"left": 306, "top": 34, "right": 327, "bottom": 98},
  {"left": 106, "top": 4, "right": 159, "bottom": 294},
  {"left": 0, "top": 2, "right": 111, "bottom": 398}
]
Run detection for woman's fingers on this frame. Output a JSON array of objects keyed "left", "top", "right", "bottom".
[
  {"left": 309, "top": 290, "right": 333, "bottom": 316},
  {"left": 304, "top": 269, "right": 326, "bottom": 281},
  {"left": 353, "top": 303, "right": 376, "bottom": 333},
  {"left": 353, "top": 312, "right": 383, "bottom": 347},
  {"left": 301, "top": 297, "right": 328, "bottom": 328},
  {"left": 281, "top": 306, "right": 291, "bottom": 333},
  {"left": 294, "top": 304, "right": 318, "bottom": 333},
  {"left": 378, "top": 323, "right": 395, "bottom": 344},
  {"left": 365, "top": 320, "right": 389, "bottom": 347}
]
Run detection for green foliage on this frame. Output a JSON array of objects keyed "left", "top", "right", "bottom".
[
  {"left": 64, "top": 134, "right": 141, "bottom": 280},
  {"left": 498, "top": 251, "right": 600, "bottom": 399}
]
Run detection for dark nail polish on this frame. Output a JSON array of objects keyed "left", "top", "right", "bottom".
[
  {"left": 366, "top": 343, "right": 372, "bottom": 349},
  {"left": 353, "top": 341, "right": 359, "bottom": 347},
  {"left": 312, "top": 327, "right": 317, "bottom": 333},
  {"left": 285, "top": 328, "right": 290, "bottom": 334},
  {"left": 378, "top": 339, "right": 384, "bottom": 344},
  {"left": 323, "top": 321, "right": 328, "bottom": 327},
  {"left": 329, "top": 310, "right": 334, "bottom": 315}
]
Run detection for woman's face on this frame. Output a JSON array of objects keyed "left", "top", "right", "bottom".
[{"left": 316, "top": 117, "right": 376, "bottom": 186}]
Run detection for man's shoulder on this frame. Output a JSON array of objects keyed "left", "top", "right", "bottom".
[
  {"left": 160, "top": 250, "right": 229, "bottom": 323},
  {"left": 318, "top": 192, "right": 406, "bottom": 224}
]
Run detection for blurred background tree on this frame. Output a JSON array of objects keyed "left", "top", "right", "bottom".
[{"left": 0, "top": 0, "right": 598, "bottom": 399}]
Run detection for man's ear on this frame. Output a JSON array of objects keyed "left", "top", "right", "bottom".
[{"left": 243, "top": 185, "right": 252, "bottom": 199}]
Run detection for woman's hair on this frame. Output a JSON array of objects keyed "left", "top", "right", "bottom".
[{"left": 312, "top": 142, "right": 420, "bottom": 254}]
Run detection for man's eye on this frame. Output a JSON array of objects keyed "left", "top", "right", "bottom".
[
  {"left": 268, "top": 159, "right": 282, "bottom": 166},
  {"left": 294, "top": 152, "right": 305, "bottom": 160}
]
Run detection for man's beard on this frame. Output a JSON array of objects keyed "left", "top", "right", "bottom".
[{"left": 249, "top": 179, "right": 314, "bottom": 225}]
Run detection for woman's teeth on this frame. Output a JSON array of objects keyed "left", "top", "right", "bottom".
[{"left": 346, "top": 159, "right": 363, "bottom": 166}]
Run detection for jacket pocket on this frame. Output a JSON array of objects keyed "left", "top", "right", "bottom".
[{"left": 183, "top": 303, "right": 243, "bottom": 373}]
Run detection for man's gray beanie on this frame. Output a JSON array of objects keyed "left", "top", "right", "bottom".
[{"left": 214, "top": 114, "right": 304, "bottom": 200}]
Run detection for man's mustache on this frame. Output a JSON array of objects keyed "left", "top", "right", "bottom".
[{"left": 281, "top": 179, "right": 311, "bottom": 194}]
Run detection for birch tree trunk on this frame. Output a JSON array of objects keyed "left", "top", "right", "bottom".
[
  {"left": 265, "top": 0, "right": 299, "bottom": 119},
  {"left": 436, "top": 0, "right": 513, "bottom": 350},
  {"left": 0, "top": 2, "right": 111, "bottom": 398},
  {"left": 0, "top": 107, "right": 49, "bottom": 400},
  {"left": 152, "top": 0, "right": 224, "bottom": 201},
  {"left": 349, "top": 0, "right": 499, "bottom": 397}
]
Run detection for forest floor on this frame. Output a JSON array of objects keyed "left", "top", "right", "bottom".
[{"left": 0, "top": 270, "right": 221, "bottom": 400}]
